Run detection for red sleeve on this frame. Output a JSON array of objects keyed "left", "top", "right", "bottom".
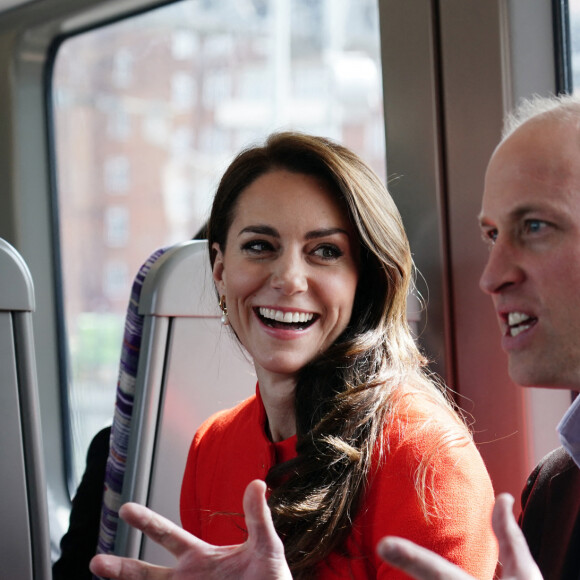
[
  {"left": 318, "top": 399, "right": 498, "bottom": 579},
  {"left": 370, "top": 436, "right": 498, "bottom": 579},
  {"left": 179, "top": 417, "right": 208, "bottom": 537},
  {"left": 179, "top": 395, "right": 260, "bottom": 543},
  {"left": 364, "top": 396, "right": 499, "bottom": 580}
]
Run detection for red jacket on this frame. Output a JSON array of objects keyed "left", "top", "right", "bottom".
[{"left": 181, "top": 386, "right": 498, "bottom": 579}]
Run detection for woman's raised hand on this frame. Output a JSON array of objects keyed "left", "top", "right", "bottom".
[
  {"left": 89, "top": 479, "right": 292, "bottom": 580},
  {"left": 377, "top": 494, "right": 543, "bottom": 580}
]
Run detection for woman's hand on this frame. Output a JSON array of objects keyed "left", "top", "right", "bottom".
[
  {"left": 377, "top": 494, "right": 543, "bottom": 580},
  {"left": 90, "top": 479, "right": 292, "bottom": 580}
]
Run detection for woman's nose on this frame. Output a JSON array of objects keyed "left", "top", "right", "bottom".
[
  {"left": 270, "top": 253, "right": 308, "bottom": 294},
  {"left": 479, "top": 238, "right": 524, "bottom": 295}
]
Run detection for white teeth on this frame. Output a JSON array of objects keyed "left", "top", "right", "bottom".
[
  {"left": 508, "top": 312, "right": 530, "bottom": 325},
  {"left": 510, "top": 324, "right": 531, "bottom": 337},
  {"left": 259, "top": 307, "right": 314, "bottom": 324},
  {"left": 506, "top": 311, "right": 535, "bottom": 337}
]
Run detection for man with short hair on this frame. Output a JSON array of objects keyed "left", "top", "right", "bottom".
[{"left": 378, "top": 94, "right": 580, "bottom": 580}]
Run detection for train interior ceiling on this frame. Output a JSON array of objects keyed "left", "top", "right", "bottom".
[{"left": 0, "top": 0, "right": 577, "bottom": 578}]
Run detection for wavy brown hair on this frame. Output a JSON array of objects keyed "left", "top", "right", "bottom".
[{"left": 207, "top": 132, "right": 467, "bottom": 578}]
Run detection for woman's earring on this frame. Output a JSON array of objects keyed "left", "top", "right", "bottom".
[{"left": 218, "top": 295, "right": 229, "bottom": 326}]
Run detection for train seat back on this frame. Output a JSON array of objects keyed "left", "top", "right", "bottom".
[
  {"left": 0, "top": 238, "right": 51, "bottom": 579},
  {"left": 99, "top": 240, "right": 255, "bottom": 565},
  {"left": 97, "top": 245, "right": 168, "bottom": 557}
]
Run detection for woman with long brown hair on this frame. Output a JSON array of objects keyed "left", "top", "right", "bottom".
[{"left": 91, "top": 132, "right": 497, "bottom": 579}]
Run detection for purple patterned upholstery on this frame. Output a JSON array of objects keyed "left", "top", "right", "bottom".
[{"left": 95, "top": 247, "right": 168, "bottom": 563}]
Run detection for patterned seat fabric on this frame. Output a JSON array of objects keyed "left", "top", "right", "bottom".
[{"left": 96, "top": 247, "right": 168, "bottom": 558}]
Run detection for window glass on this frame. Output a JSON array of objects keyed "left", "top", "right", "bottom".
[
  {"left": 52, "top": 0, "right": 385, "bottom": 488},
  {"left": 570, "top": 0, "right": 580, "bottom": 89}
]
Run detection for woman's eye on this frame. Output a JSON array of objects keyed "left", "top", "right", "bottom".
[
  {"left": 313, "top": 244, "right": 343, "bottom": 260},
  {"left": 242, "top": 240, "right": 274, "bottom": 254}
]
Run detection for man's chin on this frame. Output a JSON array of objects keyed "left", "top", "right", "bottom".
[
  {"left": 507, "top": 357, "right": 547, "bottom": 388},
  {"left": 508, "top": 360, "right": 577, "bottom": 390}
]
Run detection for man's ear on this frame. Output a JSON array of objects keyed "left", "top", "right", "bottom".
[{"left": 212, "top": 242, "right": 226, "bottom": 295}]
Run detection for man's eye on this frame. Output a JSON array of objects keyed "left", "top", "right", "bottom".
[
  {"left": 481, "top": 229, "right": 497, "bottom": 244},
  {"left": 313, "top": 244, "right": 343, "bottom": 260},
  {"left": 524, "top": 219, "right": 546, "bottom": 234}
]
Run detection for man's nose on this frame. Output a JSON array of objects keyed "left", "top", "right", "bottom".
[{"left": 479, "top": 238, "right": 524, "bottom": 295}]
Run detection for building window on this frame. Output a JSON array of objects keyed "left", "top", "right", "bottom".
[
  {"left": 112, "top": 48, "right": 134, "bottom": 88},
  {"left": 104, "top": 206, "right": 130, "bottom": 247},
  {"left": 103, "top": 260, "right": 129, "bottom": 299},
  {"left": 171, "top": 72, "right": 197, "bottom": 111},
  {"left": 107, "top": 108, "right": 131, "bottom": 141},
  {"left": 104, "top": 156, "right": 130, "bottom": 194}
]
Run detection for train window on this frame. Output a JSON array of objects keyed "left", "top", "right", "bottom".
[
  {"left": 51, "top": 0, "right": 385, "bottom": 489},
  {"left": 570, "top": 0, "right": 580, "bottom": 89}
]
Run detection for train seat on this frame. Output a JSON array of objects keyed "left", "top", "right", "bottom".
[
  {"left": 97, "top": 239, "right": 255, "bottom": 566},
  {"left": 0, "top": 238, "right": 51, "bottom": 579},
  {"left": 97, "top": 245, "right": 168, "bottom": 558}
]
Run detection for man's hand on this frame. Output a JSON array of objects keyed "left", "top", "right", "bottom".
[
  {"left": 377, "top": 494, "right": 543, "bottom": 580},
  {"left": 90, "top": 479, "right": 292, "bottom": 580}
]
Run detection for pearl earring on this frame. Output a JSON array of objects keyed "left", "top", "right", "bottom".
[{"left": 218, "top": 295, "right": 229, "bottom": 326}]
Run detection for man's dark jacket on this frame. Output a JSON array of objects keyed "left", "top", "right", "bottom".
[{"left": 520, "top": 446, "right": 580, "bottom": 580}]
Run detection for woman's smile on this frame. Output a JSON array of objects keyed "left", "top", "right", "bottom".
[
  {"left": 256, "top": 307, "right": 318, "bottom": 331},
  {"left": 212, "top": 169, "right": 359, "bottom": 381}
]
